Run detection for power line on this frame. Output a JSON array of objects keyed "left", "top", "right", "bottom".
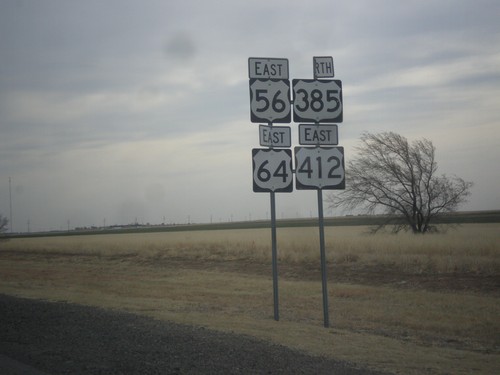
[{"left": 9, "top": 177, "right": 13, "bottom": 233}]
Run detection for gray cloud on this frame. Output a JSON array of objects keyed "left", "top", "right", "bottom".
[
  {"left": 0, "top": 0, "right": 499, "bottom": 231},
  {"left": 164, "top": 32, "right": 197, "bottom": 62}
]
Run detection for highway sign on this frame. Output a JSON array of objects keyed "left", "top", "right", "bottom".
[
  {"left": 259, "top": 125, "right": 291, "bottom": 147},
  {"left": 252, "top": 148, "right": 293, "bottom": 192},
  {"left": 299, "top": 124, "right": 338, "bottom": 145},
  {"left": 249, "top": 57, "right": 289, "bottom": 79},
  {"left": 292, "top": 79, "right": 343, "bottom": 123},
  {"left": 249, "top": 79, "right": 291, "bottom": 123},
  {"left": 313, "top": 56, "right": 334, "bottom": 78},
  {"left": 294, "top": 146, "right": 345, "bottom": 190}
]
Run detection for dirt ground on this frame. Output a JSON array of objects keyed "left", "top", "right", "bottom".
[
  {"left": 150, "top": 257, "right": 500, "bottom": 294},
  {"left": 0, "top": 248, "right": 498, "bottom": 375}
]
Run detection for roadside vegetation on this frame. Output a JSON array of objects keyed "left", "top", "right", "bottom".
[
  {"left": 0, "top": 223, "right": 498, "bottom": 375},
  {"left": 329, "top": 132, "right": 473, "bottom": 233},
  {"left": 3, "top": 224, "right": 498, "bottom": 276}
]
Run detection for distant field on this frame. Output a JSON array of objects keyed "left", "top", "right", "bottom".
[
  {"left": 3, "top": 223, "right": 498, "bottom": 276},
  {"left": 0, "top": 223, "right": 499, "bottom": 375},
  {"left": 6, "top": 209, "right": 500, "bottom": 238}
]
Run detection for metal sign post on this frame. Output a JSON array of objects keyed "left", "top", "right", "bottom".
[
  {"left": 270, "top": 190, "right": 279, "bottom": 321},
  {"left": 251, "top": 144, "right": 293, "bottom": 322},
  {"left": 292, "top": 57, "right": 345, "bottom": 328},
  {"left": 317, "top": 188, "right": 329, "bottom": 327},
  {"left": 295, "top": 145, "right": 345, "bottom": 327},
  {"left": 249, "top": 58, "right": 293, "bottom": 321},
  {"left": 249, "top": 56, "right": 345, "bottom": 327}
]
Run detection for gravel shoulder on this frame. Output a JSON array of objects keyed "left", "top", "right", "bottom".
[{"left": 0, "top": 294, "right": 389, "bottom": 375}]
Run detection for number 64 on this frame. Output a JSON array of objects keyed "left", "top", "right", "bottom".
[{"left": 257, "top": 160, "right": 289, "bottom": 182}]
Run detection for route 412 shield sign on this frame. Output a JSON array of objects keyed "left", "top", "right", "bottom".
[
  {"left": 252, "top": 148, "right": 293, "bottom": 192},
  {"left": 294, "top": 146, "right": 345, "bottom": 190}
]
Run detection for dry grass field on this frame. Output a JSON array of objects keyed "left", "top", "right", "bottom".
[{"left": 0, "top": 223, "right": 499, "bottom": 374}]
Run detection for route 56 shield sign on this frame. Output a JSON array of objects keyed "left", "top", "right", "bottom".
[
  {"left": 252, "top": 148, "right": 293, "bottom": 192},
  {"left": 249, "top": 79, "right": 291, "bottom": 123}
]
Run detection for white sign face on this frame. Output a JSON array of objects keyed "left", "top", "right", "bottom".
[
  {"left": 299, "top": 124, "right": 338, "bottom": 145},
  {"left": 249, "top": 79, "right": 291, "bottom": 123},
  {"left": 259, "top": 125, "right": 291, "bottom": 147},
  {"left": 248, "top": 58, "right": 289, "bottom": 79},
  {"left": 294, "top": 146, "right": 345, "bottom": 190},
  {"left": 252, "top": 148, "right": 293, "bottom": 192},
  {"left": 313, "top": 56, "right": 334, "bottom": 78},
  {"left": 292, "top": 79, "right": 343, "bottom": 123}
]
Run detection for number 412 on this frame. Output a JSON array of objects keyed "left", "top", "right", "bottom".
[{"left": 297, "top": 155, "right": 342, "bottom": 179}]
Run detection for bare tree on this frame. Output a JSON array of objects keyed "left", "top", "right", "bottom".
[{"left": 327, "top": 132, "right": 473, "bottom": 233}]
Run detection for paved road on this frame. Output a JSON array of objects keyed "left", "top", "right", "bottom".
[
  {"left": 0, "top": 294, "right": 390, "bottom": 374},
  {"left": 0, "top": 354, "right": 50, "bottom": 375}
]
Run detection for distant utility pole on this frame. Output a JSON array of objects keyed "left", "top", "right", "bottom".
[{"left": 9, "top": 177, "right": 13, "bottom": 233}]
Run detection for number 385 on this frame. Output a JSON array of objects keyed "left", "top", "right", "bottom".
[
  {"left": 295, "top": 88, "right": 340, "bottom": 113},
  {"left": 292, "top": 79, "right": 343, "bottom": 123}
]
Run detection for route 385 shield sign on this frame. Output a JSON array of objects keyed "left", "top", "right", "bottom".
[
  {"left": 292, "top": 79, "right": 343, "bottom": 123},
  {"left": 252, "top": 148, "right": 293, "bottom": 192}
]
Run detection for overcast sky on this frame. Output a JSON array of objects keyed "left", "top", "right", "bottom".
[{"left": 1, "top": 0, "right": 499, "bottom": 232}]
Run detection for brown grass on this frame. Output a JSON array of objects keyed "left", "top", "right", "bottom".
[
  {"left": 0, "top": 223, "right": 499, "bottom": 375},
  {"left": 3, "top": 224, "right": 499, "bottom": 273}
]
